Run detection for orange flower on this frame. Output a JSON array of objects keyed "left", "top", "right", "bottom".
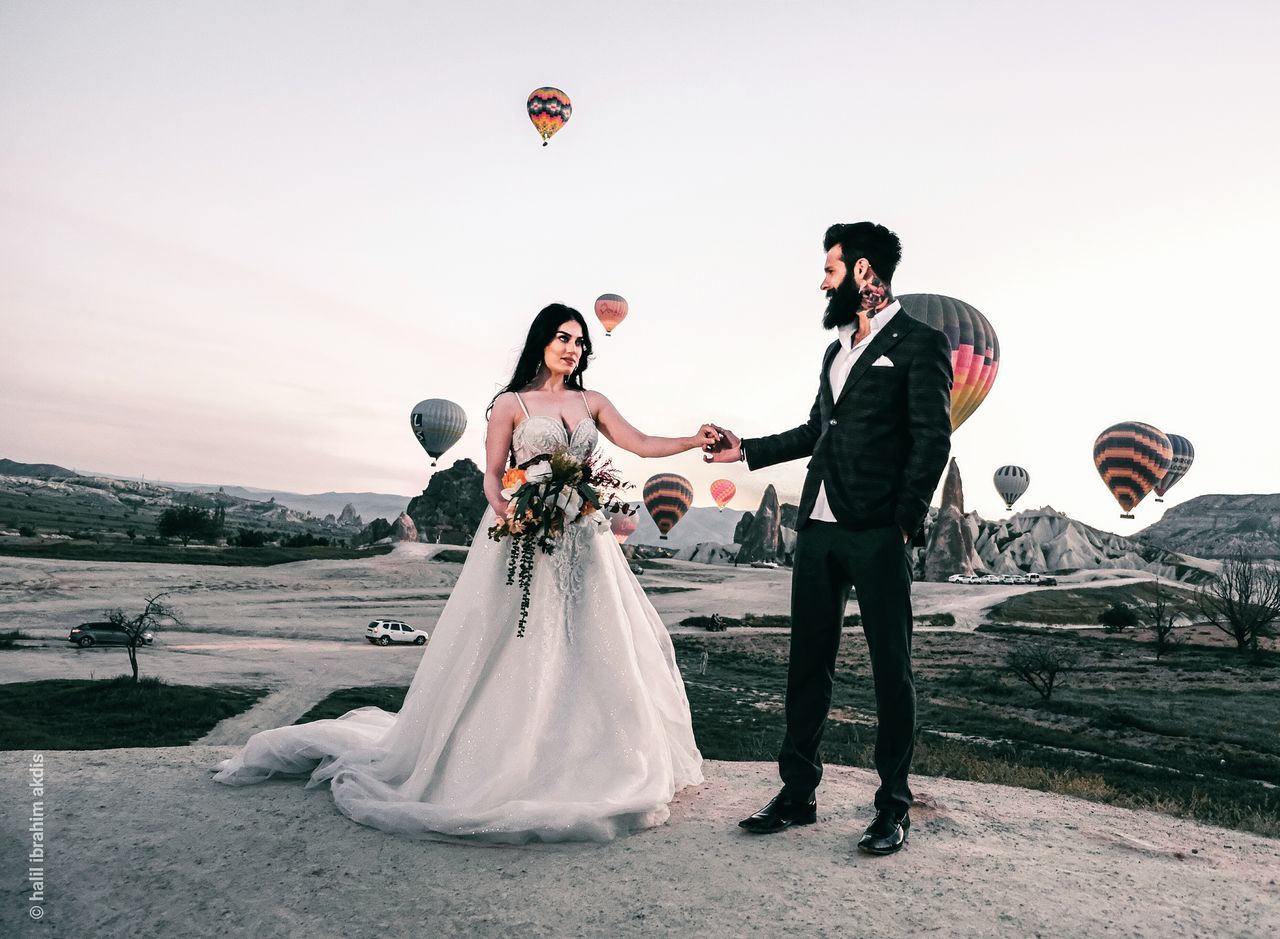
[{"left": 502, "top": 467, "right": 527, "bottom": 491}]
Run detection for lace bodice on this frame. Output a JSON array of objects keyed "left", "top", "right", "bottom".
[{"left": 512, "top": 415, "right": 599, "bottom": 464}]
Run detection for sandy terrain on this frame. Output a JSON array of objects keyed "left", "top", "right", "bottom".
[
  {"left": 6, "top": 545, "right": 1273, "bottom": 937},
  {"left": 2, "top": 753, "right": 1277, "bottom": 938}
]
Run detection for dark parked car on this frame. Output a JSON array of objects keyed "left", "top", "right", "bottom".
[{"left": 68, "top": 622, "right": 154, "bottom": 648}]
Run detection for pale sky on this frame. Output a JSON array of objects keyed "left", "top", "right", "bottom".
[{"left": 2, "top": 0, "right": 1278, "bottom": 534}]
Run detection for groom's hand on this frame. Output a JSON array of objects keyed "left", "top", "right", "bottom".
[{"left": 703, "top": 424, "right": 742, "bottom": 463}]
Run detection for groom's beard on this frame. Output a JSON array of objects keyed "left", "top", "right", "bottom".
[{"left": 823, "top": 276, "right": 863, "bottom": 330}]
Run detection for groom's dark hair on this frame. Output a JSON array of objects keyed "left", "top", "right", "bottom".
[{"left": 823, "top": 222, "right": 902, "bottom": 284}]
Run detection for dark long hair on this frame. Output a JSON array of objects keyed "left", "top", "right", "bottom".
[{"left": 487, "top": 303, "right": 594, "bottom": 418}]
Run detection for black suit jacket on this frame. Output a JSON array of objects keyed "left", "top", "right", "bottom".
[{"left": 743, "top": 309, "right": 953, "bottom": 543}]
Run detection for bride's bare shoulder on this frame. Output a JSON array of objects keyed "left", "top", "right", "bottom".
[
  {"left": 584, "top": 389, "right": 612, "bottom": 410},
  {"left": 489, "top": 392, "right": 521, "bottom": 421}
]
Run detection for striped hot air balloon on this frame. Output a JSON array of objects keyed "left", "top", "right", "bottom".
[
  {"left": 610, "top": 511, "right": 638, "bottom": 544},
  {"left": 409, "top": 399, "right": 467, "bottom": 467},
  {"left": 527, "top": 87, "right": 572, "bottom": 146},
  {"left": 899, "top": 294, "right": 999, "bottom": 431},
  {"left": 594, "top": 294, "right": 628, "bottom": 336},
  {"left": 993, "top": 465, "right": 1030, "bottom": 511},
  {"left": 643, "top": 473, "right": 693, "bottom": 540},
  {"left": 1154, "top": 434, "right": 1195, "bottom": 502},
  {"left": 1093, "top": 422, "right": 1173, "bottom": 518},
  {"left": 709, "top": 479, "right": 736, "bottom": 511}
]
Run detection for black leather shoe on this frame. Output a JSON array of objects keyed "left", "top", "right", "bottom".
[
  {"left": 738, "top": 790, "right": 817, "bottom": 834},
  {"left": 857, "top": 809, "right": 910, "bottom": 855}
]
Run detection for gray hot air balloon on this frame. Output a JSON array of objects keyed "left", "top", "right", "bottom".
[
  {"left": 993, "top": 465, "right": 1030, "bottom": 510},
  {"left": 409, "top": 399, "right": 467, "bottom": 467}
]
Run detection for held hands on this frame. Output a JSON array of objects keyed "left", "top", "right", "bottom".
[
  {"left": 693, "top": 423, "right": 721, "bottom": 451},
  {"left": 702, "top": 424, "right": 741, "bottom": 463}
]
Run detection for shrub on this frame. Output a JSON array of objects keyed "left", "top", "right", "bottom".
[{"left": 1098, "top": 601, "right": 1140, "bottom": 632}]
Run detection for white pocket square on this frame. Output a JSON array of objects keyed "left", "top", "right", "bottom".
[{"left": 871, "top": 355, "right": 894, "bottom": 367}]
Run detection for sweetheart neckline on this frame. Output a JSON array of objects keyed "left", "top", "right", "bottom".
[{"left": 514, "top": 414, "right": 595, "bottom": 439}]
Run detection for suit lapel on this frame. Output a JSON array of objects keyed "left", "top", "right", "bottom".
[
  {"left": 820, "top": 339, "right": 840, "bottom": 412},
  {"left": 834, "top": 314, "right": 913, "bottom": 409}
]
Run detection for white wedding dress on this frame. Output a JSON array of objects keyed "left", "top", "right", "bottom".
[{"left": 211, "top": 403, "right": 704, "bottom": 844}]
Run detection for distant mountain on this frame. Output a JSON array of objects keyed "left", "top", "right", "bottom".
[
  {"left": 1137, "top": 494, "right": 1280, "bottom": 559},
  {"left": 630, "top": 505, "right": 747, "bottom": 549},
  {"left": 0, "top": 470, "right": 365, "bottom": 541},
  {"left": 0, "top": 458, "right": 79, "bottom": 479},
  {"left": 159, "top": 484, "right": 411, "bottom": 525}
]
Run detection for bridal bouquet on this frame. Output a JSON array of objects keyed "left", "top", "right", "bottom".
[{"left": 488, "top": 448, "right": 635, "bottom": 637}]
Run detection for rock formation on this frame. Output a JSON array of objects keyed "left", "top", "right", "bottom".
[
  {"left": 337, "top": 503, "right": 362, "bottom": 528},
  {"left": 923, "top": 459, "right": 982, "bottom": 581},
  {"left": 733, "top": 511, "right": 754, "bottom": 544},
  {"left": 737, "top": 485, "right": 795, "bottom": 565},
  {"left": 1136, "top": 494, "right": 1280, "bottom": 559},
  {"left": 406, "top": 458, "right": 487, "bottom": 545},
  {"left": 673, "top": 542, "right": 738, "bottom": 565},
  {"left": 391, "top": 512, "right": 418, "bottom": 542},
  {"left": 354, "top": 517, "right": 393, "bottom": 546},
  {"left": 968, "top": 507, "right": 1207, "bottom": 582}
]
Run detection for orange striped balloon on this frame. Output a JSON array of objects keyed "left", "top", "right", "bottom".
[
  {"left": 1093, "top": 421, "right": 1173, "bottom": 518},
  {"left": 594, "top": 294, "right": 628, "bottom": 336},
  {"left": 610, "top": 511, "right": 638, "bottom": 544},
  {"left": 710, "top": 479, "right": 736, "bottom": 511},
  {"left": 643, "top": 473, "right": 693, "bottom": 540}
]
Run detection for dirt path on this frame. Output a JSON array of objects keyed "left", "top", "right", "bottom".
[{"left": 196, "top": 684, "right": 346, "bottom": 746}]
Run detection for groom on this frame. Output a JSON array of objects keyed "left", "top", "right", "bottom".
[{"left": 706, "top": 222, "right": 952, "bottom": 854}]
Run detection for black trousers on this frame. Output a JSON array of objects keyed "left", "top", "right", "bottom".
[{"left": 778, "top": 521, "right": 916, "bottom": 815}]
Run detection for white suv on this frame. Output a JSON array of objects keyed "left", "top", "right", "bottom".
[{"left": 365, "top": 619, "right": 429, "bottom": 646}]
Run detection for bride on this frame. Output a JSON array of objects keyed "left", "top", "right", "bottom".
[{"left": 212, "top": 303, "right": 710, "bottom": 844}]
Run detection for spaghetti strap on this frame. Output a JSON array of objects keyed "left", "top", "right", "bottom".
[
  {"left": 579, "top": 390, "right": 592, "bottom": 421},
  {"left": 513, "top": 392, "right": 530, "bottom": 418}
]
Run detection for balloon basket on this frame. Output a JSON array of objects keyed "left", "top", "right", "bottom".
[
  {"left": 431, "top": 459, "right": 438, "bottom": 467},
  {"left": 542, "top": 141, "right": 548, "bottom": 147},
  {"left": 659, "top": 535, "right": 668, "bottom": 541},
  {"left": 1155, "top": 498, "right": 1164, "bottom": 503},
  {"left": 1121, "top": 513, "right": 1134, "bottom": 519}
]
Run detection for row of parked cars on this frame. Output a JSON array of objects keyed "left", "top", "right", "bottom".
[{"left": 947, "top": 572, "right": 1058, "bottom": 586}]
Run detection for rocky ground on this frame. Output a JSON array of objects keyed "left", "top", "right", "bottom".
[
  {"left": 2, "top": 753, "right": 1277, "bottom": 938},
  {"left": 3, "top": 544, "right": 1277, "bottom": 937}
]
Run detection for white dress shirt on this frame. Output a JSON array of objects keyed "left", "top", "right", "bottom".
[{"left": 809, "top": 300, "right": 901, "bottom": 523}]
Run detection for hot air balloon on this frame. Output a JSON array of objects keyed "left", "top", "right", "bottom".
[
  {"left": 899, "top": 294, "right": 999, "bottom": 431},
  {"left": 1093, "top": 421, "right": 1172, "bottom": 519},
  {"left": 1154, "top": 434, "right": 1195, "bottom": 502},
  {"left": 993, "top": 465, "right": 1030, "bottom": 511},
  {"left": 710, "top": 479, "right": 736, "bottom": 511},
  {"left": 409, "top": 399, "right": 467, "bottom": 467},
  {"left": 527, "top": 87, "right": 572, "bottom": 146},
  {"left": 643, "top": 473, "right": 693, "bottom": 540},
  {"left": 610, "top": 511, "right": 638, "bottom": 544},
  {"left": 594, "top": 294, "right": 628, "bottom": 337}
]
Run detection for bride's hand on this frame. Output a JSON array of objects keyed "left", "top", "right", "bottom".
[{"left": 693, "top": 423, "right": 721, "bottom": 450}]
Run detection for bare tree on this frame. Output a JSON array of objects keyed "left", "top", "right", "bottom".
[
  {"left": 1134, "top": 579, "right": 1184, "bottom": 660},
  {"left": 1005, "top": 640, "right": 1079, "bottom": 702},
  {"left": 105, "top": 592, "right": 181, "bottom": 682},
  {"left": 1197, "top": 550, "right": 1280, "bottom": 654}
]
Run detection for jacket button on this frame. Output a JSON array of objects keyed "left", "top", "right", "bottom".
[{"left": 829, "top": 419, "right": 837, "bottom": 426}]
